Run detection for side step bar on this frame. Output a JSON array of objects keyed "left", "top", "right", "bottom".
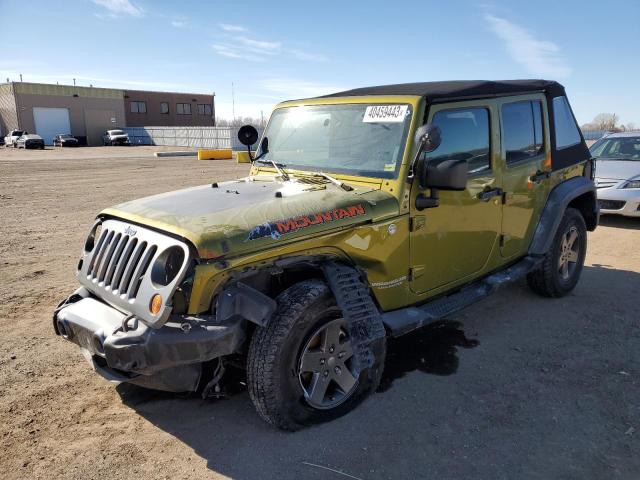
[{"left": 381, "top": 256, "right": 543, "bottom": 337}]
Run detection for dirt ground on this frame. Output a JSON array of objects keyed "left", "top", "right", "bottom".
[{"left": 1, "top": 146, "right": 639, "bottom": 480}]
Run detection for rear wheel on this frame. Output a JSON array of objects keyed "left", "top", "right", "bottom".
[
  {"left": 247, "top": 279, "right": 385, "bottom": 430},
  {"left": 527, "top": 207, "right": 587, "bottom": 297}
]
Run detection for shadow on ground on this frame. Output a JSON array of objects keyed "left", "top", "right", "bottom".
[
  {"left": 598, "top": 215, "right": 640, "bottom": 230},
  {"left": 117, "top": 265, "right": 640, "bottom": 479}
]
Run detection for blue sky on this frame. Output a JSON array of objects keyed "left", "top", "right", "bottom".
[{"left": 1, "top": 0, "right": 638, "bottom": 125}]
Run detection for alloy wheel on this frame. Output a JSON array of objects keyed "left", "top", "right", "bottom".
[
  {"left": 298, "top": 318, "right": 358, "bottom": 410},
  {"left": 558, "top": 226, "right": 580, "bottom": 281}
]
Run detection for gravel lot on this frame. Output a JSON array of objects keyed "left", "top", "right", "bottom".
[{"left": 1, "top": 146, "right": 639, "bottom": 480}]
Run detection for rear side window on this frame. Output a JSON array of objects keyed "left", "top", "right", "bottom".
[
  {"left": 553, "top": 96, "right": 581, "bottom": 149},
  {"left": 501, "top": 101, "right": 544, "bottom": 164},
  {"left": 425, "top": 107, "right": 491, "bottom": 174}
]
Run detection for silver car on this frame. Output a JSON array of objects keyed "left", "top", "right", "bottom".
[{"left": 591, "top": 132, "right": 640, "bottom": 217}]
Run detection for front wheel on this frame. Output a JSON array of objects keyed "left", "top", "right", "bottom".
[
  {"left": 247, "top": 279, "right": 385, "bottom": 430},
  {"left": 527, "top": 207, "right": 587, "bottom": 297}
]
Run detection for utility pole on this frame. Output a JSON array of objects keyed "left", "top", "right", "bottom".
[
  {"left": 231, "top": 82, "right": 235, "bottom": 123},
  {"left": 19, "top": 73, "right": 22, "bottom": 82},
  {"left": 73, "top": 78, "right": 76, "bottom": 86}
]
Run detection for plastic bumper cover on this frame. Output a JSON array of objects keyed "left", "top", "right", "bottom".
[{"left": 54, "top": 289, "right": 245, "bottom": 392}]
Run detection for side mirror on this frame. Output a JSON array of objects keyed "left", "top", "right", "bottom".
[
  {"left": 418, "top": 158, "right": 468, "bottom": 191},
  {"left": 237, "top": 125, "right": 258, "bottom": 147},
  {"left": 415, "top": 124, "right": 442, "bottom": 154},
  {"left": 415, "top": 158, "right": 468, "bottom": 210}
]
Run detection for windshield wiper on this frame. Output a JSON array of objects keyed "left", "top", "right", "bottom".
[
  {"left": 254, "top": 159, "right": 290, "bottom": 181},
  {"left": 309, "top": 171, "right": 354, "bottom": 191}
]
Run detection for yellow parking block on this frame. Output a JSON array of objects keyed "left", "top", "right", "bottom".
[
  {"left": 235, "top": 150, "right": 255, "bottom": 164},
  {"left": 198, "top": 149, "right": 232, "bottom": 160}
]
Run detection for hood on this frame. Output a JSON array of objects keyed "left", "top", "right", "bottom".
[
  {"left": 109, "top": 133, "right": 129, "bottom": 138},
  {"left": 23, "top": 135, "right": 42, "bottom": 140},
  {"left": 596, "top": 160, "right": 640, "bottom": 181},
  {"left": 101, "top": 177, "right": 399, "bottom": 259}
]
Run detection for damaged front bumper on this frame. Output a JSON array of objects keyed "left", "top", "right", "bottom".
[{"left": 53, "top": 288, "right": 245, "bottom": 392}]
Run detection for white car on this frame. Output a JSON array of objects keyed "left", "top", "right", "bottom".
[
  {"left": 4, "top": 129, "right": 25, "bottom": 147},
  {"left": 591, "top": 132, "right": 640, "bottom": 217},
  {"left": 102, "top": 129, "right": 131, "bottom": 146}
]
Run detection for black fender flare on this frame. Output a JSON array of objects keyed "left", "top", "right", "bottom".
[{"left": 528, "top": 176, "right": 598, "bottom": 256}]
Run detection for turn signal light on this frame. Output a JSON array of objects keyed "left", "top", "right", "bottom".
[{"left": 149, "top": 294, "right": 163, "bottom": 315}]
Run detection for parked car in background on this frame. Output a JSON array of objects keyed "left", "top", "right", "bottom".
[
  {"left": 102, "top": 129, "right": 130, "bottom": 146},
  {"left": 591, "top": 132, "right": 640, "bottom": 217},
  {"left": 17, "top": 133, "right": 45, "bottom": 149},
  {"left": 4, "top": 130, "right": 25, "bottom": 147},
  {"left": 53, "top": 134, "right": 79, "bottom": 147}
]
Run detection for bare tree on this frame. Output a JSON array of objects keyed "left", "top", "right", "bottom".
[{"left": 592, "top": 113, "right": 619, "bottom": 131}]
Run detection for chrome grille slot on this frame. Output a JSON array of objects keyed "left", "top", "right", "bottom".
[
  {"left": 128, "top": 245, "right": 157, "bottom": 299},
  {"left": 87, "top": 229, "right": 113, "bottom": 277},
  {"left": 112, "top": 238, "right": 138, "bottom": 293},
  {"left": 119, "top": 241, "right": 147, "bottom": 298},
  {"left": 78, "top": 219, "right": 191, "bottom": 327},
  {"left": 97, "top": 233, "right": 121, "bottom": 283},
  {"left": 104, "top": 234, "right": 129, "bottom": 288}
]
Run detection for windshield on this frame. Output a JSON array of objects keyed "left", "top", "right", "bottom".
[
  {"left": 258, "top": 104, "right": 413, "bottom": 178},
  {"left": 110, "top": 130, "right": 125, "bottom": 135},
  {"left": 590, "top": 136, "right": 640, "bottom": 161},
  {"left": 60, "top": 134, "right": 73, "bottom": 138},
  {"left": 11, "top": 131, "right": 23, "bottom": 136}
]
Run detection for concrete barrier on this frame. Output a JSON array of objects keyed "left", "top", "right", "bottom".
[
  {"left": 235, "top": 151, "right": 254, "bottom": 164},
  {"left": 154, "top": 151, "right": 198, "bottom": 157},
  {"left": 198, "top": 149, "right": 232, "bottom": 160}
]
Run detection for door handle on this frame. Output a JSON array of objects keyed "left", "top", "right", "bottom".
[
  {"left": 529, "top": 170, "right": 552, "bottom": 183},
  {"left": 477, "top": 188, "right": 503, "bottom": 202}
]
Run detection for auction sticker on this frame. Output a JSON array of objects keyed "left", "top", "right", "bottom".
[{"left": 363, "top": 105, "right": 408, "bottom": 123}]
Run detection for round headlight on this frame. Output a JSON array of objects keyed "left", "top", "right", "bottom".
[
  {"left": 151, "top": 246, "right": 185, "bottom": 287},
  {"left": 84, "top": 222, "right": 103, "bottom": 252}
]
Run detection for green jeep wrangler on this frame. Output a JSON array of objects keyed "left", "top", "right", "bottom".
[{"left": 54, "top": 80, "right": 598, "bottom": 430}]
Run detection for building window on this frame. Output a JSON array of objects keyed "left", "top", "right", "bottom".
[
  {"left": 177, "top": 103, "right": 192, "bottom": 115},
  {"left": 501, "top": 100, "right": 544, "bottom": 164},
  {"left": 198, "top": 104, "right": 212, "bottom": 116},
  {"left": 130, "top": 101, "right": 147, "bottom": 114},
  {"left": 425, "top": 107, "right": 491, "bottom": 174},
  {"left": 160, "top": 102, "right": 169, "bottom": 114}
]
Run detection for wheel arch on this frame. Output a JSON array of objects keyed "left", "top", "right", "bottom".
[{"left": 528, "top": 176, "right": 599, "bottom": 256}]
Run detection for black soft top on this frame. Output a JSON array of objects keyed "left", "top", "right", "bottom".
[{"left": 322, "top": 79, "right": 565, "bottom": 103}]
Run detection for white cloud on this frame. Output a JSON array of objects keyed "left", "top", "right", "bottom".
[
  {"left": 261, "top": 78, "right": 348, "bottom": 99},
  {"left": 485, "top": 14, "right": 571, "bottom": 78},
  {"left": 236, "top": 36, "right": 281, "bottom": 54},
  {"left": 171, "top": 20, "right": 187, "bottom": 28},
  {"left": 212, "top": 44, "right": 264, "bottom": 62},
  {"left": 219, "top": 23, "right": 246, "bottom": 32},
  {"left": 91, "top": 0, "right": 142, "bottom": 16},
  {"left": 289, "top": 49, "right": 327, "bottom": 62}
]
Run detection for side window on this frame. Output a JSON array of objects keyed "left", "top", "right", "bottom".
[
  {"left": 552, "top": 96, "right": 581, "bottom": 149},
  {"left": 160, "top": 102, "right": 169, "bottom": 114},
  {"left": 425, "top": 107, "right": 490, "bottom": 174},
  {"left": 501, "top": 100, "right": 544, "bottom": 164}
]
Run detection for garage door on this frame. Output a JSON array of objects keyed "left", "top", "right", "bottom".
[{"left": 33, "top": 107, "right": 71, "bottom": 145}]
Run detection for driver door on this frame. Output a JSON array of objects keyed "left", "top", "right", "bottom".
[{"left": 409, "top": 100, "right": 503, "bottom": 295}]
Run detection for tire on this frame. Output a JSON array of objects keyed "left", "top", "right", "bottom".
[
  {"left": 527, "top": 207, "right": 587, "bottom": 297},
  {"left": 247, "top": 279, "right": 386, "bottom": 430}
]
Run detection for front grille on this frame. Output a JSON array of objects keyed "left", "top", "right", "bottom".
[
  {"left": 598, "top": 199, "right": 626, "bottom": 210},
  {"left": 86, "top": 229, "right": 157, "bottom": 300}
]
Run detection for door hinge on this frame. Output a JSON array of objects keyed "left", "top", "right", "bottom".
[
  {"left": 409, "top": 265, "right": 425, "bottom": 280},
  {"left": 410, "top": 216, "right": 426, "bottom": 232}
]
